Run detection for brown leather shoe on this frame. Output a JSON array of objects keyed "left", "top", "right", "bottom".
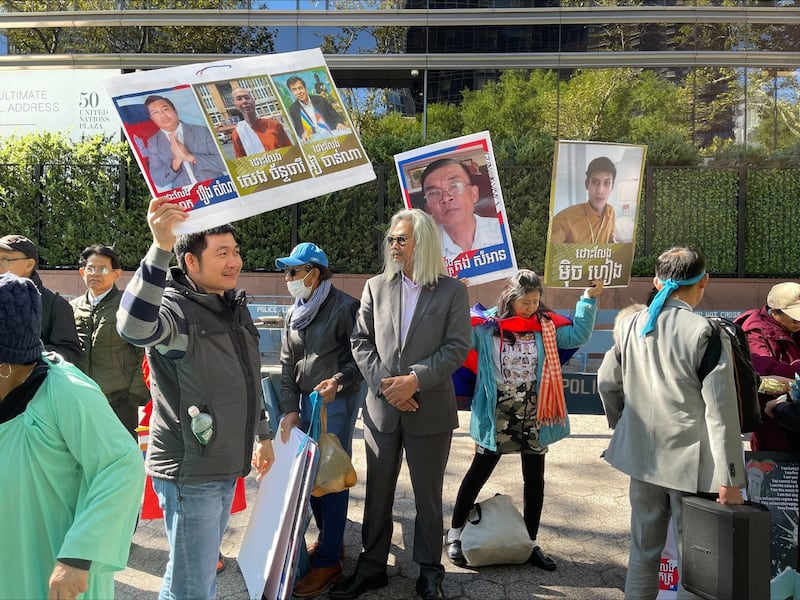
[{"left": 293, "top": 563, "right": 343, "bottom": 598}]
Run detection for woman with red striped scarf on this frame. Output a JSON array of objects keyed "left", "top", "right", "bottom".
[{"left": 446, "top": 270, "right": 603, "bottom": 571}]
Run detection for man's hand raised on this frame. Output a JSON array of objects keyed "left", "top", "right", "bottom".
[{"left": 147, "top": 197, "right": 188, "bottom": 252}]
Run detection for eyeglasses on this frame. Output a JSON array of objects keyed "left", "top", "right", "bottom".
[
  {"left": 83, "top": 265, "right": 113, "bottom": 275},
  {"left": 0, "top": 257, "right": 30, "bottom": 268},
  {"left": 285, "top": 266, "right": 311, "bottom": 278},
  {"left": 386, "top": 235, "right": 409, "bottom": 247},
  {"left": 423, "top": 181, "right": 470, "bottom": 204}
]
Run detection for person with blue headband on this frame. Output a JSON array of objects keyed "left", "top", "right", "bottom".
[{"left": 597, "top": 246, "right": 745, "bottom": 599}]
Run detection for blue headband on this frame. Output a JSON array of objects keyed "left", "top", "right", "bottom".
[{"left": 640, "top": 271, "right": 707, "bottom": 337}]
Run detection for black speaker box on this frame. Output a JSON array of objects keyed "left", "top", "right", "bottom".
[{"left": 681, "top": 496, "right": 771, "bottom": 600}]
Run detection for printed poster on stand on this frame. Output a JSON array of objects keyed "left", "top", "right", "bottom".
[
  {"left": 544, "top": 140, "right": 646, "bottom": 289},
  {"left": 394, "top": 131, "right": 517, "bottom": 286},
  {"left": 104, "top": 48, "right": 375, "bottom": 234},
  {"left": 746, "top": 451, "right": 799, "bottom": 585}
]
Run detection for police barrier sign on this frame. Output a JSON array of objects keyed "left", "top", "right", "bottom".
[{"left": 562, "top": 373, "right": 604, "bottom": 415}]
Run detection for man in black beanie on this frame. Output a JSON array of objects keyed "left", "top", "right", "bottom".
[
  {"left": 0, "top": 272, "right": 144, "bottom": 599},
  {"left": 0, "top": 234, "right": 82, "bottom": 363}
]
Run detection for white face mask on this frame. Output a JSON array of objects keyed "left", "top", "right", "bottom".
[{"left": 286, "top": 273, "right": 313, "bottom": 300}]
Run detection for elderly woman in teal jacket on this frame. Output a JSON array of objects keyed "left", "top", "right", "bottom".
[{"left": 446, "top": 270, "right": 602, "bottom": 571}]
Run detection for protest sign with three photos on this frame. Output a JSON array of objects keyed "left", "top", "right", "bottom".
[{"left": 104, "top": 48, "right": 374, "bottom": 234}]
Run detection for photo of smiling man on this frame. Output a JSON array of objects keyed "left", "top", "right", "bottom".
[{"left": 144, "top": 94, "right": 226, "bottom": 191}]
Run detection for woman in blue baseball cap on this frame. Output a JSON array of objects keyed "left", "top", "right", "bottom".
[{"left": 274, "top": 242, "right": 366, "bottom": 597}]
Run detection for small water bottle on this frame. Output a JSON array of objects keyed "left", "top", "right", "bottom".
[{"left": 188, "top": 405, "right": 213, "bottom": 445}]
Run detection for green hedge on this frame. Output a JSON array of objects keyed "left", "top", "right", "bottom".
[{"left": 1, "top": 136, "right": 799, "bottom": 277}]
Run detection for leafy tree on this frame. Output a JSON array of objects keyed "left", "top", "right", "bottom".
[
  {"left": 459, "top": 70, "right": 558, "bottom": 139},
  {"left": 0, "top": 132, "right": 150, "bottom": 268},
  {"left": 359, "top": 111, "right": 423, "bottom": 164},
  {"left": 3, "top": 0, "right": 275, "bottom": 55},
  {"left": 423, "top": 103, "right": 463, "bottom": 142},
  {"left": 747, "top": 69, "right": 800, "bottom": 152},
  {"left": 636, "top": 132, "right": 701, "bottom": 167}
]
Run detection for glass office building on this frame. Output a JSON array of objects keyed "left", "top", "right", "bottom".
[{"left": 1, "top": 1, "right": 799, "bottom": 147}]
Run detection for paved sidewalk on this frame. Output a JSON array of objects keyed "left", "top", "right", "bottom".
[{"left": 116, "top": 412, "right": 630, "bottom": 599}]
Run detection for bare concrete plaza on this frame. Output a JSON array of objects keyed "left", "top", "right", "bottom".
[{"left": 115, "top": 411, "right": 629, "bottom": 599}]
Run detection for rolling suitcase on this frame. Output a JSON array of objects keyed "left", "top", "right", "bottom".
[{"left": 681, "top": 496, "right": 771, "bottom": 600}]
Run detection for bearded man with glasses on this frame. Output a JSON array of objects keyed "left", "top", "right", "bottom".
[
  {"left": 420, "top": 158, "right": 504, "bottom": 263},
  {"left": 332, "top": 209, "right": 471, "bottom": 600},
  {"left": 0, "top": 234, "right": 82, "bottom": 363},
  {"left": 71, "top": 244, "right": 149, "bottom": 437}
]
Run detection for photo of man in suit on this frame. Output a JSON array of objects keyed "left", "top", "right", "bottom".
[
  {"left": 286, "top": 76, "right": 349, "bottom": 142},
  {"left": 144, "top": 95, "right": 226, "bottom": 191},
  {"left": 597, "top": 246, "right": 745, "bottom": 599},
  {"left": 332, "top": 209, "right": 471, "bottom": 600}
]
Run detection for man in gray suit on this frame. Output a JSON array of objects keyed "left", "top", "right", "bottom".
[
  {"left": 331, "top": 209, "right": 471, "bottom": 600},
  {"left": 598, "top": 246, "right": 745, "bottom": 600},
  {"left": 144, "top": 95, "right": 226, "bottom": 191}
]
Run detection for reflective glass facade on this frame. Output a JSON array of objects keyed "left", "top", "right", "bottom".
[{"left": 0, "top": 2, "right": 798, "bottom": 147}]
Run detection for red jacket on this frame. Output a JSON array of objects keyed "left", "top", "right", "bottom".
[{"left": 736, "top": 307, "right": 800, "bottom": 452}]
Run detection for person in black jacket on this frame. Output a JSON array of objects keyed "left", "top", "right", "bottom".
[
  {"left": 0, "top": 234, "right": 82, "bottom": 363},
  {"left": 276, "top": 242, "right": 364, "bottom": 598},
  {"left": 71, "top": 244, "right": 148, "bottom": 437}
]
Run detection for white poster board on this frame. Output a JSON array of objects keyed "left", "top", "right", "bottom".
[
  {"left": 238, "top": 429, "right": 318, "bottom": 600},
  {"left": 394, "top": 131, "right": 517, "bottom": 286},
  {"left": 104, "top": 48, "right": 375, "bottom": 234}
]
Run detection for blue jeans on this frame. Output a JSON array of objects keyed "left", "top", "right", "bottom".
[
  {"left": 152, "top": 477, "right": 236, "bottom": 600},
  {"left": 299, "top": 386, "right": 363, "bottom": 569}
]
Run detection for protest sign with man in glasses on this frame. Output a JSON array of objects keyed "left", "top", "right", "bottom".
[{"left": 394, "top": 131, "right": 517, "bottom": 285}]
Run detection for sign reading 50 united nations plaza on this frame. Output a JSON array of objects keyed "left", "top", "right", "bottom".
[
  {"left": 104, "top": 48, "right": 375, "bottom": 234},
  {"left": 0, "top": 70, "right": 121, "bottom": 141}
]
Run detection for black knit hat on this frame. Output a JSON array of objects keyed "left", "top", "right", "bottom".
[
  {"left": 0, "top": 234, "right": 38, "bottom": 262},
  {"left": 0, "top": 273, "right": 43, "bottom": 365}
]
